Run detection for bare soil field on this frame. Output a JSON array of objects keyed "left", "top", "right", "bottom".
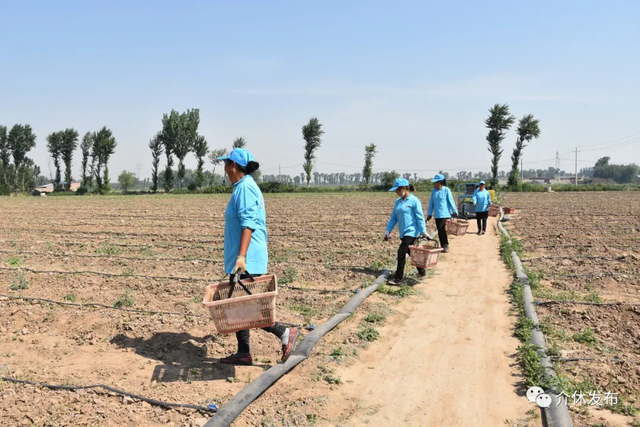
[
  {"left": 0, "top": 193, "right": 438, "bottom": 427},
  {"left": 503, "top": 192, "right": 640, "bottom": 427}
]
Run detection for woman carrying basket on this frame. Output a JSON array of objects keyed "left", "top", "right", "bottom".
[
  {"left": 383, "top": 178, "right": 430, "bottom": 286},
  {"left": 216, "top": 148, "right": 299, "bottom": 366},
  {"left": 426, "top": 174, "right": 458, "bottom": 253},
  {"left": 472, "top": 180, "right": 492, "bottom": 235}
]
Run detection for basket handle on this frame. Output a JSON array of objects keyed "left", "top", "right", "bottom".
[{"left": 227, "top": 272, "right": 255, "bottom": 298}]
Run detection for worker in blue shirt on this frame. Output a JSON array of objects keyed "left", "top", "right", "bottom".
[
  {"left": 472, "top": 180, "right": 492, "bottom": 235},
  {"left": 426, "top": 174, "right": 458, "bottom": 253},
  {"left": 216, "top": 148, "right": 299, "bottom": 366},
  {"left": 384, "top": 178, "right": 430, "bottom": 285}
]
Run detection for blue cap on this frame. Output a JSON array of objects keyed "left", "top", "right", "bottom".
[
  {"left": 217, "top": 148, "right": 254, "bottom": 168},
  {"left": 431, "top": 174, "right": 445, "bottom": 183},
  {"left": 389, "top": 178, "right": 410, "bottom": 191},
  {"left": 479, "top": 180, "right": 486, "bottom": 185}
]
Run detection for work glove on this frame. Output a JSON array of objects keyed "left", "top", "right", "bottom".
[
  {"left": 419, "top": 232, "right": 430, "bottom": 240},
  {"left": 426, "top": 215, "right": 432, "bottom": 221},
  {"left": 383, "top": 231, "right": 390, "bottom": 242},
  {"left": 233, "top": 255, "right": 247, "bottom": 276}
]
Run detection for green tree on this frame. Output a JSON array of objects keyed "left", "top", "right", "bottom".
[
  {"left": 91, "top": 126, "right": 117, "bottom": 194},
  {"left": 508, "top": 114, "right": 541, "bottom": 187},
  {"left": 0, "top": 125, "right": 9, "bottom": 185},
  {"left": 232, "top": 137, "right": 247, "bottom": 149},
  {"left": 302, "top": 117, "right": 324, "bottom": 186},
  {"left": 485, "top": 104, "right": 515, "bottom": 188},
  {"left": 46, "top": 131, "right": 63, "bottom": 188},
  {"left": 595, "top": 157, "right": 610, "bottom": 168},
  {"left": 148, "top": 132, "right": 163, "bottom": 192},
  {"left": 118, "top": 170, "right": 136, "bottom": 193},
  {"left": 175, "top": 109, "right": 200, "bottom": 183},
  {"left": 159, "top": 110, "right": 179, "bottom": 191},
  {"left": 7, "top": 124, "right": 37, "bottom": 190},
  {"left": 209, "top": 148, "right": 228, "bottom": 176},
  {"left": 61, "top": 128, "right": 79, "bottom": 190},
  {"left": 381, "top": 171, "right": 400, "bottom": 188},
  {"left": 80, "top": 132, "right": 93, "bottom": 187},
  {"left": 362, "top": 143, "right": 377, "bottom": 185},
  {"left": 192, "top": 134, "right": 209, "bottom": 189}
]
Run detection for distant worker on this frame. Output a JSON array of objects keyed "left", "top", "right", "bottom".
[
  {"left": 473, "top": 180, "right": 492, "bottom": 235},
  {"left": 216, "top": 148, "right": 299, "bottom": 366},
  {"left": 426, "top": 174, "right": 458, "bottom": 253},
  {"left": 384, "top": 178, "right": 430, "bottom": 285}
]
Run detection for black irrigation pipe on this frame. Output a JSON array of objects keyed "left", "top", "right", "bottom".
[
  {"left": 544, "top": 272, "right": 636, "bottom": 279},
  {"left": 531, "top": 244, "right": 638, "bottom": 249},
  {"left": 552, "top": 357, "right": 640, "bottom": 365},
  {"left": 497, "top": 210, "right": 573, "bottom": 427},
  {"left": 204, "top": 268, "right": 392, "bottom": 427},
  {"left": 536, "top": 300, "right": 640, "bottom": 307},
  {"left": 521, "top": 255, "right": 624, "bottom": 262},
  {"left": 0, "top": 266, "right": 215, "bottom": 282},
  {"left": 0, "top": 377, "right": 216, "bottom": 412},
  {"left": 0, "top": 293, "right": 200, "bottom": 316},
  {"left": 279, "top": 284, "right": 355, "bottom": 294}
]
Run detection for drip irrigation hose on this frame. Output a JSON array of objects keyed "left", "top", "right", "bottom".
[
  {"left": 203, "top": 268, "right": 392, "bottom": 427},
  {"left": 0, "top": 376, "right": 216, "bottom": 412},
  {"left": 497, "top": 209, "right": 573, "bottom": 427},
  {"left": 552, "top": 357, "right": 640, "bottom": 365},
  {"left": 0, "top": 294, "right": 200, "bottom": 316},
  {"left": 537, "top": 300, "right": 640, "bottom": 307}
]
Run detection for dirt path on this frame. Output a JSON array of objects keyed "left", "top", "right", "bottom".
[{"left": 327, "top": 218, "right": 530, "bottom": 426}]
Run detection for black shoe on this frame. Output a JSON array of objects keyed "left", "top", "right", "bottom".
[
  {"left": 442, "top": 245, "right": 450, "bottom": 253},
  {"left": 387, "top": 278, "right": 402, "bottom": 286},
  {"left": 418, "top": 270, "right": 426, "bottom": 277}
]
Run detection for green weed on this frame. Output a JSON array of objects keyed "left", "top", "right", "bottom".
[
  {"left": 573, "top": 328, "right": 597, "bottom": 346},
  {"left": 10, "top": 273, "right": 28, "bottom": 291},
  {"left": 358, "top": 327, "right": 379, "bottom": 342},
  {"left": 363, "top": 313, "right": 386, "bottom": 324},
  {"left": 7, "top": 257, "right": 24, "bottom": 268},
  {"left": 114, "top": 288, "right": 135, "bottom": 308},
  {"left": 280, "top": 267, "right": 297, "bottom": 285},
  {"left": 63, "top": 293, "right": 76, "bottom": 302}
]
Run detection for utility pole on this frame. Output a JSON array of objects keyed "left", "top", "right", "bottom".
[
  {"left": 279, "top": 164, "right": 281, "bottom": 176},
  {"left": 135, "top": 164, "right": 142, "bottom": 188},
  {"left": 574, "top": 147, "right": 579, "bottom": 186},
  {"left": 521, "top": 157, "right": 523, "bottom": 183}
]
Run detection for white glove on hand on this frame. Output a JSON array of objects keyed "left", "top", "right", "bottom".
[{"left": 383, "top": 231, "right": 390, "bottom": 241}]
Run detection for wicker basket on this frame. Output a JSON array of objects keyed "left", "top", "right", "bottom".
[
  {"left": 488, "top": 205, "right": 500, "bottom": 217},
  {"left": 502, "top": 207, "right": 515, "bottom": 214},
  {"left": 446, "top": 219, "right": 469, "bottom": 236},
  {"left": 202, "top": 274, "right": 278, "bottom": 334},
  {"left": 409, "top": 241, "right": 443, "bottom": 269}
]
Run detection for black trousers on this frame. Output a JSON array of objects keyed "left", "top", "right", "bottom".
[
  {"left": 435, "top": 218, "right": 449, "bottom": 247},
  {"left": 396, "top": 236, "right": 425, "bottom": 280},
  {"left": 229, "top": 273, "right": 286, "bottom": 354},
  {"left": 476, "top": 211, "right": 489, "bottom": 232}
]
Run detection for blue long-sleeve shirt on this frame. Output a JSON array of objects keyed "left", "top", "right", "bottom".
[
  {"left": 223, "top": 175, "right": 268, "bottom": 274},
  {"left": 472, "top": 189, "right": 492, "bottom": 213},
  {"left": 386, "top": 194, "right": 427, "bottom": 238},
  {"left": 427, "top": 186, "right": 458, "bottom": 219}
]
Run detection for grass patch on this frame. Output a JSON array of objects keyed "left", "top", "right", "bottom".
[
  {"left": 377, "top": 284, "right": 415, "bottom": 298},
  {"left": 114, "top": 288, "right": 135, "bottom": 308},
  {"left": 279, "top": 267, "right": 297, "bottom": 285},
  {"left": 363, "top": 313, "right": 386, "bottom": 324},
  {"left": 63, "top": 293, "right": 76, "bottom": 302},
  {"left": 287, "top": 303, "right": 319, "bottom": 321},
  {"left": 517, "top": 342, "right": 550, "bottom": 389},
  {"left": 10, "top": 273, "right": 28, "bottom": 291},
  {"left": 94, "top": 243, "right": 122, "bottom": 256},
  {"left": 573, "top": 328, "right": 597, "bottom": 346},
  {"left": 358, "top": 327, "right": 379, "bottom": 342},
  {"left": 7, "top": 256, "right": 24, "bottom": 268}
]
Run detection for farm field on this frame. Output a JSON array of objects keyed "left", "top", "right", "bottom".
[
  {"left": 0, "top": 193, "right": 433, "bottom": 427},
  {"left": 503, "top": 192, "right": 640, "bottom": 427}
]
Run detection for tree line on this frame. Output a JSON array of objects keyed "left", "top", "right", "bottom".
[
  {"left": 0, "top": 124, "right": 40, "bottom": 194},
  {"left": 484, "top": 103, "right": 541, "bottom": 188}
]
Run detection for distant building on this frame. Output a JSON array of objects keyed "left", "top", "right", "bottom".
[{"left": 32, "top": 181, "right": 81, "bottom": 195}]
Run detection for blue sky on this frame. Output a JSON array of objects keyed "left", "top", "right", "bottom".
[{"left": 1, "top": 0, "right": 639, "bottom": 180}]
